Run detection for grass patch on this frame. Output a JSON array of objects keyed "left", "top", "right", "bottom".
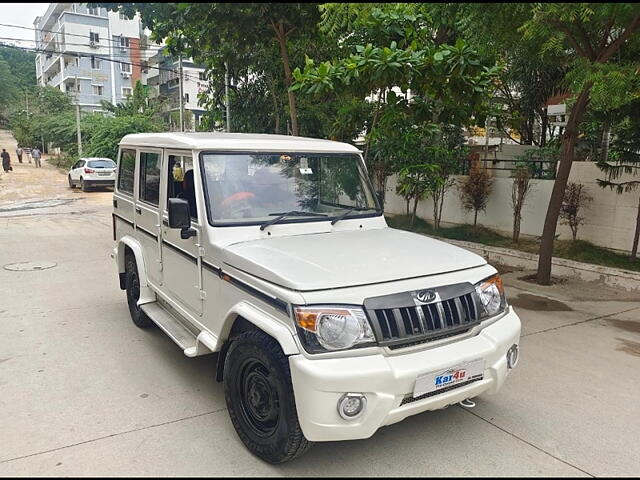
[{"left": 386, "top": 214, "right": 640, "bottom": 273}]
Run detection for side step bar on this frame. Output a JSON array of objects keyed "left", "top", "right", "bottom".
[{"left": 141, "top": 303, "right": 203, "bottom": 357}]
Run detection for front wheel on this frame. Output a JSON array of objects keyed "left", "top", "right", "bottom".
[
  {"left": 224, "top": 330, "right": 311, "bottom": 464},
  {"left": 68, "top": 175, "right": 75, "bottom": 189},
  {"left": 124, "top": 254, "right": 154, "bottom": 328}
]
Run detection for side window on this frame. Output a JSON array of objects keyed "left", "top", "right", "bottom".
[
  {"left": 78, "top": 160, "right": 86, "bottom": 168},
  {"left": 167, "top": 154, "right": 197, "bottom": 220},
  {"left": 117, "top": 148, "right": 136, "bottom": 195},
  {"left": 139, "top": 152, "right": 161, "bottom": 206}
]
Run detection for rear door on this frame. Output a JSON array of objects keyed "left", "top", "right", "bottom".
[
  {"left": 113, "top": 148, "right": 137, "bottom": 236},
  {"left": 71, "top": 160, "right": 85, "bottom": 182},
  {"left": 135, "top": 149, "right": 164, "bottom": 287}
]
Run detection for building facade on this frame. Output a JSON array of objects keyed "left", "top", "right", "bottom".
[
  {"left": 145, "top": 51, "right": 210, "bottom": 131},
  {"left": 33, "top": 3, "right": 151, "bottom": 112}
]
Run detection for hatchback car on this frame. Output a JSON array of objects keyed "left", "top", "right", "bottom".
[{"left": 68, "top": 157, "right": 116, "bottom": 191}]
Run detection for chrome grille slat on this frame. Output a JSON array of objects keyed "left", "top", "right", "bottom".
[{"left": 364, "top": 287, "right": 481, "bottom": 349}]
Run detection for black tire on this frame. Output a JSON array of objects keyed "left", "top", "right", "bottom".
[
  {"left": 68, "top": 175, "right": 75, "bottom": 189},
  {"left": 224, "top": 330, "right": 312, "bottom": 464},
  {"left": 124, "top": 254, "right": 154, "bottom": 328},
  {"left": 81, "top": 178, "right": 89, "bottom": 192}
]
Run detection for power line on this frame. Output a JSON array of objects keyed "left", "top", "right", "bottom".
[{"left": 1, "top": 42, "right": 208, "bottom": 84}]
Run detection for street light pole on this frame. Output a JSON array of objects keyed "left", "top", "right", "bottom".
[
  {"left": 75, "top": 74, "right": 82, "bottom": 157},
  {"left": 25, "top": 90, "right": 29, "bottom": 120}
]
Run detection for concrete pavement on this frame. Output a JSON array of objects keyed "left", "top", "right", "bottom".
[{"left": 0, "top": 131, "right": 639, "bottom": 476}]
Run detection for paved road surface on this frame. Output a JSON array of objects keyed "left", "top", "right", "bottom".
[{"left": 0, "top": 129, "right": 639, "bottom": 476}]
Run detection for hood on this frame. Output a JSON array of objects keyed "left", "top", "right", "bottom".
[{"left": 222, "top": 227, "right": 486, "bottom": 292}]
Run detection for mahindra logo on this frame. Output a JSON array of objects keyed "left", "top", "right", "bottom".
[{"left": 415, "top": 289, "right": 438, "bottom": 304}]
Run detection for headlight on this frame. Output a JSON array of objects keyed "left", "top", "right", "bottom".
[
  {"left": 474, "top": 274, "right": 507, "bottom": 318},
  {"left": 294, "top": 306, "right": 375, "bottom": 353}
]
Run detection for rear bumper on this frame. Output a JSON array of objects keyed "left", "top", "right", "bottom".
[
  {"left": 289, "top": 307, "right": 521, "bottom": 442},
  {"left": 85, "top": 179, "right": 115, "bottom": 186}
]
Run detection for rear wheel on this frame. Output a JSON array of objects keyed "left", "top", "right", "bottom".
[
  {"left": 124, "top": 254, "right": 154, "bottom": 329},
  {"left": 81, "top": 178, "right": 89, "bottom": 192},
  {"left": 224, "top": 330, "right": 311, "bottom": 464}
]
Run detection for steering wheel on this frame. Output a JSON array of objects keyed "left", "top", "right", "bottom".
[{"left": 220, "top": 191, "right": 256, "bottom": 218}]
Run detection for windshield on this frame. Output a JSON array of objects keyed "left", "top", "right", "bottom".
[
  {"left": 87, "top": 159, "right": 115, "bottom": 168},
  {"left": 200, "top": 152, "right": 380, "bottom": 225}
]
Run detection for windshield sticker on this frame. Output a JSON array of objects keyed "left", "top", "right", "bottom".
[{"left": 299, "top": 167, "right": 313, "bottom": 175}]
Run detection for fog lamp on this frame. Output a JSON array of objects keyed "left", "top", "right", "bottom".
[
  {"left": 506, "top": 344, "right": 519, "bottom": 369},
  {"left": 337, "top": 393, "right": 366, "bottom": 420}
]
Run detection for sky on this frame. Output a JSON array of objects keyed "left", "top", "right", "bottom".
[{"left": 0, "top": 3, "right": 51, "bottom": 47}]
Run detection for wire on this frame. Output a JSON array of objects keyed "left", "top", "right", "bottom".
[{"left": 1, "top": 42, "right": 207, "bottom": 83}]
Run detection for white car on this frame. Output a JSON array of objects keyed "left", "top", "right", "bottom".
[
  {"left": 68, "top": 157, "right": 116, "bottom": 191},
  {"left": 111, "top": 133, "right": 521, "bottom": 464}
]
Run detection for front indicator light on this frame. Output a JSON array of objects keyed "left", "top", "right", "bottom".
[{"left": 507, "top": 344, "right": 519, "bottom": 369}]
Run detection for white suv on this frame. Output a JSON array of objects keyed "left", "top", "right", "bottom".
[
  {"left": 111, "top": 133, "right": 521, "bottom": 464},
  {"left": 68, "top": 157, "right": 116, "bottom": 191}
]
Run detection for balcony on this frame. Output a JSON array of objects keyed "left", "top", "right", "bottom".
[{"left": 37, "top": 3, "right": 72, "bottom": 35}]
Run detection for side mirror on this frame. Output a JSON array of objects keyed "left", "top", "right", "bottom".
[{"left": 168, "top": 198, "right": 196, "bottom": 239}]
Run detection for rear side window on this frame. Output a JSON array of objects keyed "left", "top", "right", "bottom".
[
  {"left": 117, "top": 148, "right": 136, "bottom": 195},
  {"left": 88, "top": 159, "right": 115, "bottom": 168},
  {"left": 139, "top": 152, "right": 161, "bottom": 206}
]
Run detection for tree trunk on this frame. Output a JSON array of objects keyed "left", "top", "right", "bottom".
[
  {"left": 406, "top": 197, "right": 410, "bottom": 216},
  {"left": 364, "top": 90, "right": 384, "bottom": 164},
  {"left": 474, "top": 209, "right": 478, "bottom": 227},
  {"left": 632, "top": 194, "right": 640, "bottom": 260},
  {"left": 600, "top": 117, "right": 611, "bottom": 163},
  {"left": 274, "top": 21, "right": 298, "bottom": 136},
  {"left": 540, "top": 109, "right": 548, "bottom": 147},
  {"left": 411, "top": 197, "right": 419, "bottom": 228},
  {"left": 512, "top": 210, "right": 521, "bottom": 243},
  {"left": 536, "top": 84, "right": 592, "bottom": 284}
]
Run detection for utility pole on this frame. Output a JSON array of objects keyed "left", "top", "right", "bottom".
[
  {"left": 225, "top": 61, "right": 231, "bottom": 132},
  {"left": 75, "top": 75, "right": 82, "bottom": 157},
  {"left": 484, "top": 113, "right": 490, "bottom": 162},
  {"left": 178, "top": 55, "right": 184, "bottom": 132},
  {"left": 25, "top": 90, "right": 29, "bottom": 119}
]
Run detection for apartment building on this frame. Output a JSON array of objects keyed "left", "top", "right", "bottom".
[
  {"left": 33, "top": 3, "right": 151, "bottom": 112},
  {"left": 145, "top": 50, "right": 210, "bottom": 131}
]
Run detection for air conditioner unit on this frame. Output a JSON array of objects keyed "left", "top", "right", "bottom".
[
  {"left": 121, "top": 72, "right": 131, "bottom": 78},
  {"left": 120, "top": 46, "right": 127, "bottom": 52},
  {"left": 89, "top": 40, "right": 97, "bottom": 48}
]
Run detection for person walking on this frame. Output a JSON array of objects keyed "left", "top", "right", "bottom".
[
  {"left": 16, "top": 145, "right": 23, "bottom": 163},
  {"left": 23, "top": 146, "right": 32, "bottom": 163},
  {"left": 32, "top": 147, "right": 42, "bottom": 168},
  {"left": 1, "top": 149, "right": 12, "bottom": 172}
]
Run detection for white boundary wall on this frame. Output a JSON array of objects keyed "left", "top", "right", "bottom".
[{"left": 384, "top": 162, "right": 639, "bottom": 254}]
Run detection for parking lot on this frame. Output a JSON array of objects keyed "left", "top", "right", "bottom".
[{"left": 1, "top": 155, "right": 639, "bottom": 476}]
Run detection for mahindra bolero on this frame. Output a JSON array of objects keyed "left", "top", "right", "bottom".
[{"left": 111, "top": 132, "right": 521, "bottom": 464}]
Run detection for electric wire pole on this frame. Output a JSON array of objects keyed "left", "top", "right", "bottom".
[
  {"left": 225, "top": 61, "right": 231, "bottom": 132},
  {"left": 178, "top": 55, "right": 184, "bottom": 132}
]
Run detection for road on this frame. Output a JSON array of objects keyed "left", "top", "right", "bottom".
[{"left": 0, "top": 129, "right": 639, "bottom": 476}]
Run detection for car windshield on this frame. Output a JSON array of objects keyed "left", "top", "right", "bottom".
[
  {"left": 87, "top": 159, "right": 115, "bottom": 168},
  {"left": 200, "top": 152, "right": 380, "bottom": 225}
]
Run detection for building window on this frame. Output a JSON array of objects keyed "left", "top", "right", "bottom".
[
  {"left": 90, "top": 56, "right": 101, "bottom": 69},
  {"left": 76, "top": 82, "right": 81, "bottom": 93},
  {"left": 119, "top": 36, "right": 130, "bottom": 48},
  {"left": 119, "top": 12, "right": 128, "bottom": 20},
  {"left": 92, "top": 85, "right": 104, "bottom": 96},
  {"left": 87, "top": 6, "right": 99, "bottom": 16},
  {"left": 122, "top": 87, "right": 132, "bottom": 97},
  {"left": 120, "top": 62, "right": 132, "bottom": 73},
  {"left": 198, "top": 72, "right": 206, "bottom": 81},
  {"left": 90, "top": 32, "right": 99, "bottom": 44},
  {"left": 184, "top": 93, "right": 189, "bottom": 103}
]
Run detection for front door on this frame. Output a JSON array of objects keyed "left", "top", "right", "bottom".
[
  {"left": 134, "top": 149, "right": 163, "bottom": 287},
  {"left": 160, "top": 150, "right": 203, "bottom": 316}
]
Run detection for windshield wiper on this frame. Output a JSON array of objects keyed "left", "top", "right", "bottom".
[
  {"left": 260, "top": 210, "right": 327, "bottom": 231},
  {"left": 331, "top": 207, "right": 359, "bottom": 225}
]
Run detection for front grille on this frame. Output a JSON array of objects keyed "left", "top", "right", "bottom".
[{"left": 363, "top": 282, "right": 483, "bottom": 349}]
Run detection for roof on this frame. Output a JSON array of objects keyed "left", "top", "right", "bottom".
[{"left": 119, "top": 132, "right": 362, "bottom": 154}]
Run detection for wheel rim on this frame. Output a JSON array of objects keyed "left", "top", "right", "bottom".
[{"left": 238, "top": 358, "right": 280, "bottom": 437}]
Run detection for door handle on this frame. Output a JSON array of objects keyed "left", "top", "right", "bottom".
[
  {"left": 135, "top": 207, "right": 142, "bottom": 214},
  {"left": 113, "top": 199, "right": 118, "bottom": 208},
  {"left": 162, "top": 219, "right": 168, "bottom": 226}
]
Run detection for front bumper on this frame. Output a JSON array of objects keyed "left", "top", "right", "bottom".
[{"left": 289, "top": 307, "right": 521, "bottom": 442}]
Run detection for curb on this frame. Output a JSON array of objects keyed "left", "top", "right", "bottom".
[{"left": 439, "top": 238, "right": 640, "bottom": 293}]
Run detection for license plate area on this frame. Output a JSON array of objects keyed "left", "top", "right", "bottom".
[{"left": 413, "top": 359, "right": 484, "bottom": 398}]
